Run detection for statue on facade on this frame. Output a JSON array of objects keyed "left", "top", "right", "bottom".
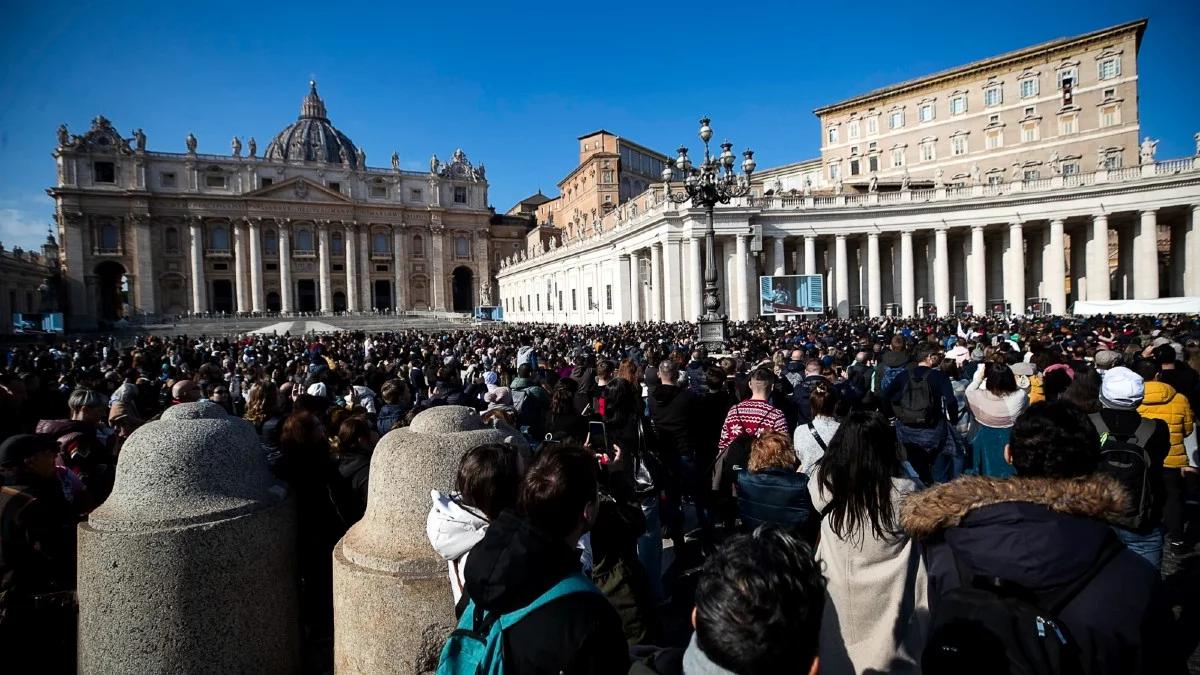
[
  {"left": 476, "top": 162, "right": 486, "bottom": 180},
  {"left": 900, "top": 171, "right": 910, "bottom": 190},
  {"left": 339, "top": 146, "right": 349, "bottom": 165},
  {"left": 133, "top": 128, "right": 146, "bottom": 151},
  {"left": 247, "top": 137, "right": 256, "bottom": 157},
  {"left": 429, "top": 154, "right": 440, "bottom": 175},
  {"left": 970, "top": 164, "right": 981, "bottom": 185},
  {"left": 231, "top": 136, "right": 242, "bottom": 157},
  {"left": 38, "top": 277, "right": 60, "bottom": 313},
  {"left": 1048, "top": 151, "right": 1060, "bottom": 174},
  {"left": 391, "top": 152, "right": 399, "bottom": 171},
  {"left": 834, "top": 179, "right": 843, "bottom": 195},
  {"left": 356, "top": 147, "right": 366, "bottom": 168},
  {"left": 1011, "top": 163, "right": 1023, "bottom": 182},
  {"left": 802, "top": 176, "right": 812, "bottom": 196},
  {"left": 186, "top": 132, "right": 197, "bottom": 154},
  {"left": 1194, "top": 132, "right": 1200, "bottom": 157},
  {"left": 479, "top": 280, "right": 492, "bottom": 306},
  {"left": 868, "top": 174, "right": 878, "bottom": 193},
  {"left": 934, "top": 168, "right": 944, "bottom": 188},
  {"left": 1139, "top": 137, "right": 1158, "bottom": 165},
  {"left": 56, "top": 124, "right": 70, "bottom": 147}
]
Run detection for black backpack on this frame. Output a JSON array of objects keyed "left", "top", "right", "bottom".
[
  {"left": 894, "top": 365, "right": 935, "bottom": 425},
  {"left": 1089, "top": 413, "right": 1155, "bottom": 531},
  {"left": 923, "top": 534, "right": 1123, "bottom": 675}
]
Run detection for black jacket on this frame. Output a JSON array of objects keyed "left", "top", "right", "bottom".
[
  {"left": 648, "top": 384, "right": 696, "bottom": 463},
  {"left": 791, "top": 374, "right": 829, "bottom": 426},
  {"left": 902, "top": 475, "right": 1183, "bottom": 675},
  {"left": 1097, "top": 408, "right": 1170, "bottom": 532},
  {"left": 462, "top": 511, "right": 629, "bottom": 675},
  {"left": 0, "top": 471, "right": 76, "bottom": 607}
]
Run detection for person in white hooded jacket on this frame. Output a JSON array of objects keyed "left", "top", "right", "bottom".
[{"left": 425, "top": 442, "right": 525, "bottom": 605}]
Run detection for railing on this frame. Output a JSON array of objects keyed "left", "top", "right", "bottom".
[
  {"left": 814, "top": 195, "right": 837, "bottom": 206},
  {"left": 1156, "top": 158, "right": 1193, "bottom": 174},
  {"left": 910, "top": 188, "right": 935, "bottom": 201},
  {"left": 878, "top": 192, "right": 902, "bottom": 203},
  {"left": 1022, "top": 178, "right": 1051, "bottom": 191},
  {"left": 1108, "top": 166, "right": 1142, "bottom": 181}
]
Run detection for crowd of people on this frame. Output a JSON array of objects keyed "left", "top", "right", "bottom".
[{"left": 0, "top": 312, "right": 1198, "bottom": 673}]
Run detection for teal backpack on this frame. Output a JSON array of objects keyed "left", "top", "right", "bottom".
[{"left": 437, "top": 572, "right": 601, "bottom": 675}]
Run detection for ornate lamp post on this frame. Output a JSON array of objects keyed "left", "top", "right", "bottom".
[{"left": 661, "top": 117, "right": 756, "bottom": 349}]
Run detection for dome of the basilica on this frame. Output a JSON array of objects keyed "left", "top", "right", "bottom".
[{"left": 263, "top": 82, "right": 360, "bottom": 168}]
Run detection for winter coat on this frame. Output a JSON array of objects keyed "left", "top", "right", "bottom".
[
  {"left": 376, "top": 403, "right": 406, "bottom": 436},
  {"left": 462, "top": 511, "right": 630, "bottom": 675},
  {"left": 808, "top": 475, "right": 928, "bottom": 675},
  {"left": 793, "top": 416, "right": 839, "bottom": 476},
  {"left": 426, "top": 490, "right": 489, "bottom": 605},
  {"left": 648, "top": 384, "right": 696, "bottom": 463},
  {"left": 735, "top": 468, "right": 816, "bottom": 540},
  {"left": 901, "top": 474, "right": 1184, "bottom": 675},
  {"left": 330, "top": 449, "right": 371, "bottom": 525},
  {"left": 1137, "top": 381, "right": 1195, "bottom": 469},
  {"left": 791, "top": 374, "right": 830, "bottom": 426}
]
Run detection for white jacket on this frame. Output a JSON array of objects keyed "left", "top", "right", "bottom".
[{"left": 425, "top": 490, "right": 489, "bottom": 604}]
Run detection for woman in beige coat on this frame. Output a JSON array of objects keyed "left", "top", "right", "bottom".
[{"left": 808, "top": 411, "right": 929, "bottom": 674}]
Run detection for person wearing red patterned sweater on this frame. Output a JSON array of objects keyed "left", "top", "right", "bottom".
[{"left": 719, "top": 368, "right": 789, "bottom": 451}]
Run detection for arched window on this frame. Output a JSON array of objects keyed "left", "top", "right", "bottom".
[
  {"left": 373, "top": 232, "right": 388, "bottom": 254},
  {"left": 331, "top": 231, "right": 344, "bottom": 255},
  {"left": 413, "top": 234, "right": 424, "bottom": 257},
  {"left": 209, "top": 224, "right": 229, "bottom": 251},
  {"left": 295, "top": 229, "right": 314, "bottom": 251},
  {"left": 455, "top": 236, "right": 470, "bottom": 259},
  {"left": 164, "top": 227, "right": 179, "bottom": 252},
  {"left": 264, "top": 229, "right": 278, "bottom": 255}
]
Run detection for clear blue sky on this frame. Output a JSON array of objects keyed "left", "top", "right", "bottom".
[{"left": 2, "top": 1, "right": 1197, "bottom": 250}]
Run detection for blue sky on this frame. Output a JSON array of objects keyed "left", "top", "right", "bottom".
[{"left": 2, "top": 1, "right": 1197, "bottom": 250}]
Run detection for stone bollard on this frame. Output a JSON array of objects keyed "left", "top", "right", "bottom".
[
  {"left": 333, "top": 405, "right": 507, "bottom": 674},
  {"left": 77, "top": 402, "right": 300, "bottom": 674}
]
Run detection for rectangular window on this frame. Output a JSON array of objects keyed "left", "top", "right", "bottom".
[
  {"left": 1102, "top": 87, "right": 1116, "bottom": 99},
  {"left": 1058, "top": 114, "right": 1078, "bottom": 135},
  {"left": 1057, "top": 68, "right": 1077, "bottom": 89},
  {"left": 94, "top": 161, "right": 115, "bottom": 183},
  {"left": 891, "top": 148, "right": 905, "bottom": 167},
  {"left": 866, "top": 116, "right": 878, "bottom": 135},
  {"left": 558, "top": 290, "right": 563, "bottom": 311},
  {"left": 918, "top": 103, "right": 934, "bottom": 122},
  {"left": 160, "top": 172, "right": 176, "bottom": 187},
  {"left": 919, "top": 142, "right": 935, "bottom": 162},
  {"left": 261, "top": 177, "right": 273, "bottom": 187},
  {"left": 328, "top": 182, "right": 341, "bottom": 193},
  {"left": 868, "top": 155, "right": 879, "bottom": 172},
  {"left": 1062, "top": 161, "right": 1080, "bottom": 176},
  {"left": 827, "top": 127, "right": 839, "bottom": 144},
  {"left": 1020, "top": 122, "right": 1039, "bottom": 143},
  {"left": 951, "top": 136, "right": 967, "bottom": 156},
  {"left": 606, "top": 285, "right": 612, "bottom": 310},
  {"left": 454, "top": 186, "right": 467, "bottom": 203},
  {"left": 587, "top": 287, "right": 593, "bottom": 309},
  {"left": 889, "top": 111, "right": 904, "bottom": 129},
  {"left": 988, "top": 114, "right": 1000, "bottom": 125},
  {"left": 410, "top": 188, "right": 422, "bottom": 201},
  {"left": 984, "top": 86, "right": 1002, "bottom": 107},
  {"left": 205, "top": 173, "right": 226, "bottom": 188},
  {"left": 1023, "top": 169, "right": 1041, "bottom": 181},
  {"left": 848, "top": 121, "right": 860, "bottom": 139},
  {"left": 1100, "top": 104, "right": 1120, "bottom": 128},
  {"left": 949, "top": 95, "right": 966, "bottom": 115},
  {"left": 1104, "top": 152, "right": 1122, "bottom": 170},
  {"left": 849, "top": 159, "right": 860, "bottom": 176},
  {"left": 571, "top": 289, "right": 577, "bottom": 311},
  {"left": 1098, "top": 57, "right": 1120, "bottom": 80},
  {"left": 988, "top": 174, "right": 1003, "bottom": 186},
  {"left": 829, "top": 163, "right": 840, "bottom": 181},
  {"left": 369, "top": 185, "right": 387, "bottom": 198},
  {"left": 1020, "top": 78, "right": 1039, "bottom": 99},
  {"left": 985, "top": 129, "right": 1003, "bottom": 150},
  {"left": 1023, "top": 105, "right": 1036, "bottom": 118}
]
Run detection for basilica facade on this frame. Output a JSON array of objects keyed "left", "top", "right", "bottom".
[{"left": 48, "top": 82, "right": 523, "bottom": 329}]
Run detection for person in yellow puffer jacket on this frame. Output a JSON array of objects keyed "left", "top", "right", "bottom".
[{"left": 1134, "top": 361, "right": 1195, "bottom": 548}]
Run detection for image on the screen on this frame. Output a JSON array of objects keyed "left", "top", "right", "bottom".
[{"left": 760, "top": 275, "right": 824, "bottom": 315}]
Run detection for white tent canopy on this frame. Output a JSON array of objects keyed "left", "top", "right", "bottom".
[{"left": 1072, "top": 297, "right": 1200, "bottom": 315}]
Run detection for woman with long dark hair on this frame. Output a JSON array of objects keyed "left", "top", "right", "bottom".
[
  {"left": 965, "top": 360, "right": 1028, "bottom": 478},
  {"left": 808, "top": 411, "right": 927, "bottom": 675},
  {"left": 544, "top": 379, "right": 587, "bottom": 444}
]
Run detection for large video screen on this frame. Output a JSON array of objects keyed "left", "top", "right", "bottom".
[
  {"left": 12, "top": 312, "right": 65, "bottom": 333},
  {"left": 759, "top": 275, "right": 825, "bottom": 315}
]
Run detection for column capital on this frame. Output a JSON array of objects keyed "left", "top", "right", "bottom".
[
  {"left": 867, "top": 231, "right": 880, "bottom": 240},
  {"left": 1009, "top": 220, "right": 1023, "bottom": 229},
  {"left": 804, "top": 233, "right": 816, "bottom": 241},
  {"left": 901, "top": 228, "right": 915, "bottom": 237},
  {"left": 1139, "top": 208, "right": 1158, "bottom": 217},
  {"left": 1049, "top": 218, "right": 1065, "bottom": 228},
  {"left": 617, "top": 253, "right": 631, "bottom": 261},
  {"left": 971, "top": 223, "right": 986, "bottom": 232},
  {"left": 275, "top": 217, "right": 292, "bottom": 228},
  {"left": 1092, "top": 213, "right": 1109, "bottom": 223},
  {"left": 247, "top": 216, "right": 262, "bottom": 228},
  {"left": 652, "top": 240, "right": 664, "bottom": 250},
  {"left": 835, "top": 233, "right": 847, "bottom": 241}
]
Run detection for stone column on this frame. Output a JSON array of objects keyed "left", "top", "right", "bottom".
[
  {"left": 688, "top": 236, "right": 703, "bottom": 321},
  {"left": 971, "top": 225, "right": 987, "bottom": 313},
  {"left": 900, "top": 230, "right": 915, "bottom": 317},
  {"left": 344, "top": 223, "right": 359, "bottom": 313},
  {"left": 867, "top": 232, "right": 881, "bottom": 317},
  {"left": 1006, "top": 221, "right": 1026, "bottom": 314},
  {"left": 935, "top": 226, "right": 950, "bottom": 316},
  {"left": 77, "top": 403, "right": 300, "bottom": 673},
  {"left": 1135, "top": 209, "right": 1159, "bottom": 299},
  {"left": 1045, "top": 218, "right": 1066, "bottom": 314},
  {"left": 393, "top": 224, "right": 407, "bottom": 311},
  {"left": 1087, "top": 214, "right": 1110, "bottom": 301},
  {"left": 333, "top": 407, "right": 506, "bottom": 674},
  {"left": 318, "top": 221, "right": 332, "bottom": 313},
  {"left": 804, "top": 235, "right": 816, "bottom": 275},
  {"left": 132, "top": 215, "right": 157, "bottom": 315},
  {"left": 232, "top": 220, "right": 247, "bottom": 313},
  {"left": 772, "top": 236, "right": 786, "bottom": 276},
  {"left": 278, "top": 222, "right": 293, "bottom": 313},
  {"left": 359, "top": 225, "right": 371, "bottom": 311},
  {"left": 649, "top": 242, "right": 663, "bottom": 321},
  {"left": 1189, "top": 206, "right": 1200, "bottom": 297},
  {"left": 835, "top": 234, "right": 849, "bottom": 318},
  {"left": 248, "top": 218, "right": 264, "bottom": 313},
  {"left": 663, "top": 238, "right": 683, "bottom": 322},
  {"left": 430, "top": 225, "right": 446, "bottom": 311},
  {"left": 734, "top": 234, "right": 750, "bottom": 321},
  {"left": 630, "top": 250, "right": 642, "bottom": 321},
  {"left": 618, "top": 253, "right": 632, "bottom": 322}
]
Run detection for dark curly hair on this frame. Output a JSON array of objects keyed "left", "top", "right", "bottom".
[
  {"left": 695, "top": 524, "right": 825, "bottom": 674},
  {"left": 1008, "top": 400, "right": 1100, "bottom": 478}
]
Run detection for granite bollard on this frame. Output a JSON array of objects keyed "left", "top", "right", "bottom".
[
  {"left": 333, "top": 405, "right": 506, "bottom": 674},
  {"left": 77, "top": 402, "right": 300, "bottom": 674}
]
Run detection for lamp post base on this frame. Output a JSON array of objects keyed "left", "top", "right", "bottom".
[{"left": 697, "top": 315, "right": 728, "bottom": 351}]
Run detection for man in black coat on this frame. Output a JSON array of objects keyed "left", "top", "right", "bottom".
[
  {"left": 649, "top": 359, "right": 701, "bottom": 543},
  {"left": 461, "top": 446, "right": 628, "bottom": 674},
  {"left": 902, "top": 401, "right": 1183, "bottom": 675}
]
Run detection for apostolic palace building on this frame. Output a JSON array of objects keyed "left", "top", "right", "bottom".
[
  {"left": 497, "top": 19, "right": 1200, "bottom": 323},
  {"left": 48, "top": 82, "right": 527, "bottom": 330}
]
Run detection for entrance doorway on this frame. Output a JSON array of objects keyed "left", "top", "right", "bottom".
[
  {"left": 297, "top": 280, "right": 317, "bottom": 312},
  {"left": 452, "top": 266, "right": 474, "bottom": 312},
  {"left": 211, "top": 280, "right": 234, "bottom": 314},
  {"left": 266, "top": 292, "right": 281, "bottom": 312},
  {"left": 374, "top": 279, "right": 391, "bottom": 310},
  {"left": 333, "top": 291, "right": 347, "bottom": 313},
  {"left": 94, "top": 261, "right": 127, "bottom": 320}
]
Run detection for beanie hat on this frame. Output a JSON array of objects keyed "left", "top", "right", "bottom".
[{"left": 1100, "top": 367, "right": 1144, "bottom": 411}]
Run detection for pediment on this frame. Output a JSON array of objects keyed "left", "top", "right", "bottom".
[{"left": 245, "top": 176, "right": 352, "bottom": 203}]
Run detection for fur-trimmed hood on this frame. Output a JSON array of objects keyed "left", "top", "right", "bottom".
[{"left": 901, "top": 474, "right": 1128, "bottom": 539}]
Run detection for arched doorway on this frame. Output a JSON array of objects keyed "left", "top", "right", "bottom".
[
  {"left": 94, "top": 261, "right": 126, "bottom": 320},
  {"left": 452, "top": 266, "right": 473, "bottom": 312},
  {"left": 211, "top": 280, "right": 234, "bottom": 314},
  {"left": 374, "top": 280, "right": 391, "bottom": 310}
]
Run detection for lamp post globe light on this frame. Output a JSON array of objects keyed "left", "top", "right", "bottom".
[{"left": 662, "top": 117, "right": 756, "bottom": 349}]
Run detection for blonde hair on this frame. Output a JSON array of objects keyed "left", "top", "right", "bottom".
[{"left": 749, "top": 431, "right": 797, "bottom": 473}]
